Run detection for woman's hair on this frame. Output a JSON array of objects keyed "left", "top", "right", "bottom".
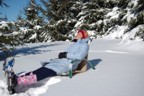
[{"left": 78, "top": 30, "right": 88, "bottom": 39}]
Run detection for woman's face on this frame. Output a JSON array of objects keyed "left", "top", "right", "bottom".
[{"left": 75, "top": 32, "right": 83, "bottom": 39}]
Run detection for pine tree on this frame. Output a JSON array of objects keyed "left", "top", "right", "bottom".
[
  {"left": 22, "top": 0, "right": 45, "bottom": 43},
  {"left": 0, "top": 21, "right": 24, "bottom": 49},
  {"left": 38, "top": 0, "right": 82, "bottom": 41},
  {"left": 0, "top": 0, "right": 9, "bottom": 7},
  {"left": 75, "top": 1, "right": 105, "bottom": 32},
  {"left": 0, "top": 2, "right": 23, "bottom": 50}
]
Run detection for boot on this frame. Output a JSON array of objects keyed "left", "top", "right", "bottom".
[
  {"left": 12, "top": 73, "right": 18, "bottom": 87},
  {"left": 7, "top": 72, "right": 17, "bottom": 94},
  {"left": 17, "top": 72, "right": 37, "bottom": 86}
]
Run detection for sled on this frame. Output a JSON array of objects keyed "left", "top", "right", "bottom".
[
  {"left": 68, "top": 55, "right": 95, "bottom": 78},
  {"left": 73, "top": 55, "right": 88, "bottom": 73}
]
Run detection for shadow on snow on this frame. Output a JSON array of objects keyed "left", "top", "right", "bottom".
[
  {"left": 0, "top": 43, "right": 61, "bottom": 61},
  {"left": 87, "top": 58, "right": 102, "bottom": 71}
]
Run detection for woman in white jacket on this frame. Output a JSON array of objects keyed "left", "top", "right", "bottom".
[{"left": 15, "top": 29, "right": 90, "bottom": 85}]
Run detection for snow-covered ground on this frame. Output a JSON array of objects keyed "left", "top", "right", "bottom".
[{"left": 0, "top": 38, "right": 144, "bottom": 96}]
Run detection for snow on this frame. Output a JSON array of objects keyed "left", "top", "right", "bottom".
[
  {"left": 0, "top": 0, "right": 144, "bottom": 95},
  {"left": 0, "top": 21, "right": 9, "bottom": 24},
  {"left": 29, "top": 33, "right": 37, "bottom": 40},
  {"left": 119, "top": 40, "right": 144, "bottom": 52},
  {"left": 122, "top": 0, "right": 138, "bottom": 23},
  {"left": 104, "top": 25, "right": 128, "bottom": 39},
  {"left": 27, "top": 8, "right": 32, "bottom": 11},
  {"left": 34, "top": 25, "right": 42, "bottom": 30},
  {"left": 106, "top": 7, "right": 120, "bottom": 19},
  {"left": 0, "top": 21, "right": 9, "bottom": 29},
  {"left": 0, "top": 38, "right": 144, "bottom": 96},
  {"left": 12, "top": 31, "right": 19, "bottom": 35},
  {"left": 56, "top": 19, "right": 64, "bottom": 26},
  {"left": 122, "top": 9, "right": 135, "bottom": 23},
  {"left": 87, "top": 30, "right": 96, "bottom": 36},
  {"left": 74, "top": 21, "right": 81, "bottom": 28},
  {"left": 121, "top": 25, "right": 144, "bottom": 42},
  {"left": 19, "top": 27, "right": 28, "bottom": 34},
  {"left": 96, "top": 20, "right": 103, "bottom": 25},
  {"left": 128, "top": 0, "right": 139, "bottom": 8}
]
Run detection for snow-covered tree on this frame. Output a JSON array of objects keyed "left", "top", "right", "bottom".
[
  {"left": 20, "top": 0, "right": 45, "bottom": 43},
  {"left": 1, "top": 0, "right": 144, "bottom": 44},
  {"left": 0, "top": 2, "right": 23, "bottom": 50},
  {"left": 38, "top": 0, "right": 84, "bottom": 41},
  {"left": 73, "top": 0, "right": 144, "bottom": 41},
  {"left": 102, "top": 0, "right": 144, "bottom": 40},
  {"left": 0, "top": 21, "right": 24, "bottom": 49}
]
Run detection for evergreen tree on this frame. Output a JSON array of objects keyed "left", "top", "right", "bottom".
[
  {"left": 15, "top": 10, "right": 26, "bottom": 31},
  {"left": 38, "top": 0, "right": 82, "bottom": 41},
  {"left": 75, "top": 0, "right": 105, "bottom": 34},
  {"left": 0, "top": 0, "right": 9, "bottom": 7},
  {"left": 0, "top": 2, "right": 23, "bottom": 50},
  {"left": 0, "top": 21, "right": 24, "bottom": 49},
  {"left": 13, "top": 0, "right": 144, "bottom": 42},
  {"left": 22, "top": 0, "right": 45, "bottom": 43}
]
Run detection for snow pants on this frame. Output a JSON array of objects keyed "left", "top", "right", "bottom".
[{"left": 25, "top": 67, "right": 57, "bottom": 81}]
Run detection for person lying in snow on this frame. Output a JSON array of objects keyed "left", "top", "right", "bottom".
[{"left": 14, "top": 29, "right": 90, "bottom": 86}]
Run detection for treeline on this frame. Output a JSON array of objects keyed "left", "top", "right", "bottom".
[{"left": 0, "top": 0, "right": 144, "bottom": 49}]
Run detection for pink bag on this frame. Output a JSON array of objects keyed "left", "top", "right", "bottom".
[{"left": 17, "top": 72, "right": 37, "bottom": 85}]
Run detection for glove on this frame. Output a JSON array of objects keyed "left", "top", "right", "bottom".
[
  {"left": 58, "top": 52, "right": 67, "bottom": 59},
  {"left": 72, "top": 39, "right": 77, "bottom": 42}
]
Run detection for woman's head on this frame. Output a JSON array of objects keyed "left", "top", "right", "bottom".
[{"left": 75, "top": 30, "right": 88, "bottom": 40}]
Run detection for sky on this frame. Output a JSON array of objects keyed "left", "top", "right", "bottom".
[{"left": 0, "top": 0, "right": 40, "bottom": 21}]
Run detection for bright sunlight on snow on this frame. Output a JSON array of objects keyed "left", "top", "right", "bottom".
[{"left": 0, "top": 38, "right": 144, "bottom": 96}]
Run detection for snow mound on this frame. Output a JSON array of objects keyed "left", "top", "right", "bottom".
[
  {"left": 0, "top": 77, "right": 61, "bottom": 96},
  {"left": 27, "top": 77, "right": 61, "bottom": 96},
  {"left": 0, "top": 80, "right": 9, "bottom": 96},
  {"left": 118, "top": 38, "right": 144, "bottom": 52}
]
